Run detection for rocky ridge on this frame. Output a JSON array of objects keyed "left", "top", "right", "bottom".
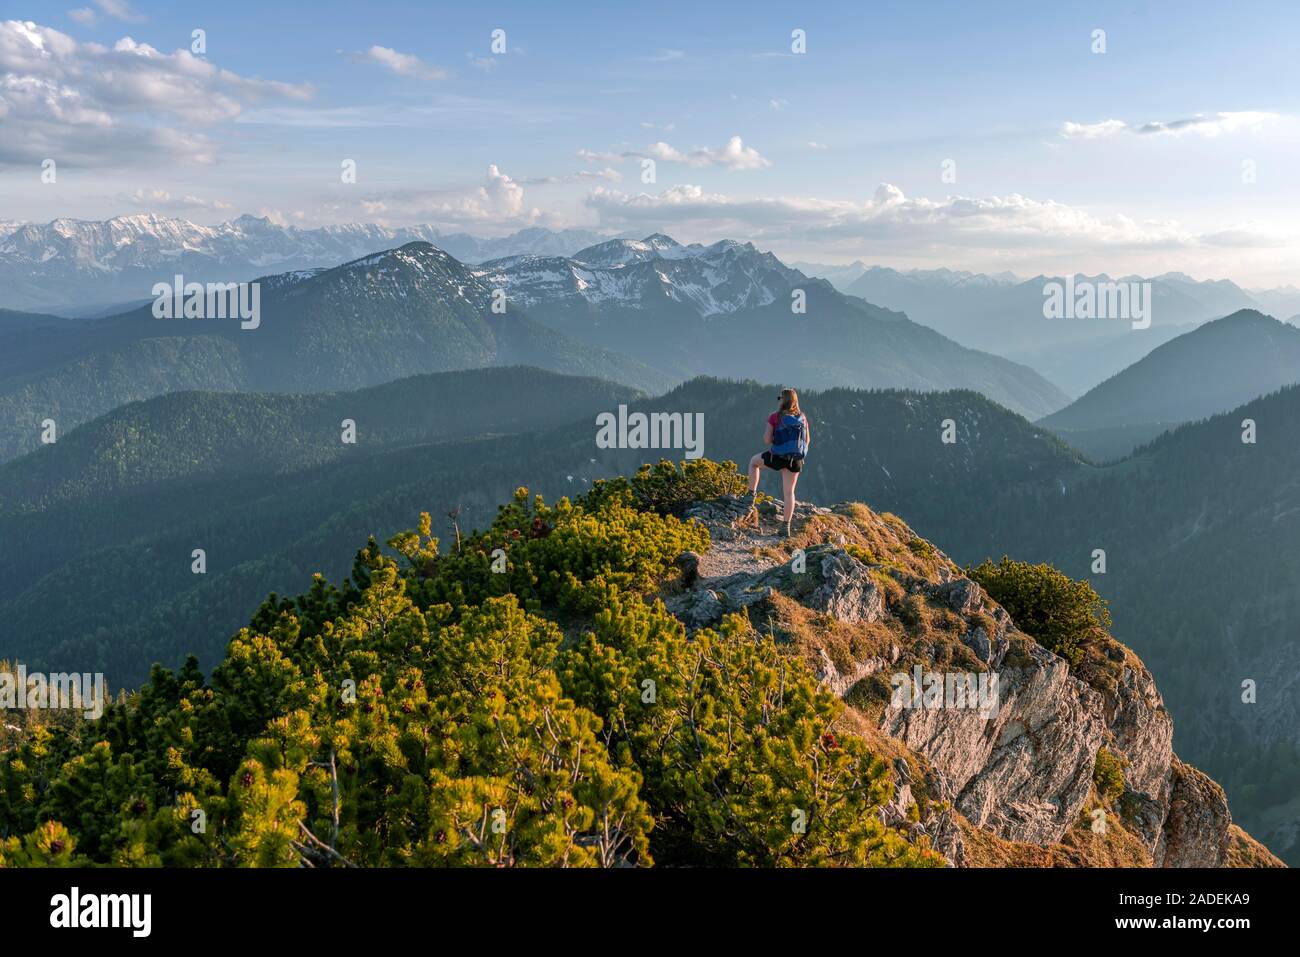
[{"left": 662, "top": 494, "right": 1282, "bottom": 868}]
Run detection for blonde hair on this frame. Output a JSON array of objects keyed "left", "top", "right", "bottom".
[{"left": 778, "top": 388, "right": 801, "bottom": 417}]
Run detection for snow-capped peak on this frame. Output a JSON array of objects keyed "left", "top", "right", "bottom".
[
  {"left": 571, "top": 233, "right": 694, "bottom": 267},
  {"left": 476, "top": 232, "right": 807, "bottom": 318}
]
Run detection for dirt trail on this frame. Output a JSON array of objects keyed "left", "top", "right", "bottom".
[{"left": 684, "top": 495, "right": 831, "bottom": 582}]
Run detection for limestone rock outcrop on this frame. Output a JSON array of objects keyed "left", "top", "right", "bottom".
[{"left": 662, "top": 494, "right": 1279, "bottom": 867}]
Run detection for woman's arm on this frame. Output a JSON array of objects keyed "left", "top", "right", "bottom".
[{"left": 763, "top": 423, "right": 774, "bottom": 445}]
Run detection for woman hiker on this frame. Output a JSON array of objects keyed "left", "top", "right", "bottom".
[{"left": 746, "top": 387, "right": 811, "bottom": 537}]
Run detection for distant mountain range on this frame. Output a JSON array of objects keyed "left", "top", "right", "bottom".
[
  {"left": 474, "top": 234, "right": 1069, "bottom": 418},
  {"left": 794, "top": 261, "right": 1300, "bottom": 395},
  {"left": 796, "top": 261, "right": 1023, "bottom": 294},
  {"left": 1039, "top": 310, "right": 1300, "bottom": 460},
  {"left": 787, "top": 259, "right": 871, "bottom": 289},
  {"left": 10, "top": 214, "right": 1295, "bottom": 403},
  {"left": 0, "top": 242, "right": 667, "bottom": 462},
  {"left": 478, "top": 233, "right": 806, "bottom": 318},
  {"left": 1252, "top": 287, "right": 1300, "bottom": 320},
  {"left": 845, "top": 265, "right": 1247, "bottom": 347},
  {"left": 0, "top": 228, "right": 1073, "bottom": 463},
  {"left": 0, "top": 215, "right": 615, "bottom": 314}
]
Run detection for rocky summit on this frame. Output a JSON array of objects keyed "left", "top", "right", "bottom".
[{"left": 663, "top": 493, "right": 1282, "bottom": 867}]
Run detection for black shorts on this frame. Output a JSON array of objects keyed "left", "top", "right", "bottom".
[{"left": 762, "top": 451, "right": 803, "bottom": 473}]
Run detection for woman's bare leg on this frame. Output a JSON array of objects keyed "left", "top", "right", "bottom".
[
  {"left": 782, "top": 469, "right": 799, "bottom": 530},
  {"left": 748, "top": 454, "right": 764, "bottom": 495}
]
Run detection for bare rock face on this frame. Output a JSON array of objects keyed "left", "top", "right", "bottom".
[
  {"left": 880, "top": 760, "right": 966, "bottom": 867},
  {"left": 919, "top": 807, "right": 966, "bottom": 867},
  {"left": 669, "top": 588, "right": 725, "bottom": 630},
  {"left": 814, "top": 647, "right": 891, "bottom": 698},
  {"left": 664, "top": 526, "right": 883, "bottom": 632},
  {"left": 1156, "top": 760, "right": 1232, "bottom": 867},
  {"left": 934, "top": 578, "right": 984, "bottom": 617},
  {"left": 665, "top": 494, "right": 1274, "bottom": 866},
  {"left": 879, "top": 758, "right": 915, "bottom": 829},
  {"left": 1107, "top": 664, "right": 1175, "bottom": 799},
  {"left": 1099, "top": 661, "right": 1176, "bottom": 855},
  {"left": 884, "top": 641, "right": 1107, "bottom": 846},
  {"left": 808, "top": 552, "right": 885, "bottom": 624}
]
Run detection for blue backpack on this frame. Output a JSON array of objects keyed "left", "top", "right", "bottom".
[{"left": 771, "top": 413, "right": 809, "bottom": 459}]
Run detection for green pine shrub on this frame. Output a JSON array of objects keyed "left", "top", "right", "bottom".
[
  {"left": 1093, "top": 748, "right": 1128, "bottom": 804},
  {"left": 967, "top": 556, "right": 1111, "bottom": 667},
  {"left": 0, "top": 461, "right": 937, "bottom": 869},
  {"left": 583, "top": 458, "right": 747, "bottom": 516}
]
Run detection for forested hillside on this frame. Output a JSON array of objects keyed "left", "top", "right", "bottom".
[
  {"left": 0, "top": 367, "right": 638, "bottom": 508},
  {"left": 0, "top": 244, "right": 667, "bottom": 463},
  {"left": 3, "top": 373, "right": 1297, "bottom": 862},
  {"left": 0, "top": 375, "right": 1081, "bottom": 686},
  {"left": 1039, "top": 310, "right": 1300, "bottom": 460}
]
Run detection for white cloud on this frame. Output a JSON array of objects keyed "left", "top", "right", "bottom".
[
  {"left": 573, "top": 167, "right": 622, "bottom": 182},
  {"left": 1061, "top": 112, "right": 1280, "bottom": 139},
  {"left": 806, "top": 140, "right": 828, "bottom": 150},
  {"left": 577, "top": 148, "right": 623, "bottom": 164},
  {"left": 93, "top": 0, "right": 144, "bottom": 22},
  {"left": 769, "top": 98, "right": 787, "bottom": 111},
  {"left": 522, "top": 167, "right": 623, "bottom": 186},
  {"left": 0, "top": 20, "right": 312, "bottom": 167},
  {"left": 257, "top": 207, "right": 289, "bottom": 227},
  {"left": 349, "top": 165, "right": 543, "bottom": 229},
  {"left": 125, "top": 188, "right": 232, "bottom": 211},
  {"left": 1059, "top": 119, "right": 1127, "bottom": 139},
  {"left": 1136, "top": 111, "right": 1278, "bottom": 136},
  {"left": 581, "top": 136, "right": 770, "bottom": 171},
  {"left": 584, "top": 182, "right": 1281, "bottom": 259},
  {"left": 648, "top": 135, "right": 770, "bottom": 170},
  {"left": 356, "top": 45, "right": 447, "bottom": 81},
  {"left": 67, "top": 8, "right": 96, "bottom": 26},
  {"left": 641, "top": 49, "right": 684, "bottom": 62}
]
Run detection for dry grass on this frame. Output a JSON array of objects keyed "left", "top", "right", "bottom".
[
  {"left": 958, "top": 795, "right": 1153, "bottom": 868},
  {"left": 833, "top": 503, "right": 959, "bottom": 581},
  {"left": 1222, "top": 824, "right": 1286, "bottom": 868},
  {"left": 752, "top": 591, "right": 899, "bottom": 677}
]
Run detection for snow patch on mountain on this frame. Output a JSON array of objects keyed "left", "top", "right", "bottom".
[
  {"left": 473, "top": 234, "right": 807, "bottom": 317},
  {"left": 0, "top": 215, "right": 616, "bottom": 312}
]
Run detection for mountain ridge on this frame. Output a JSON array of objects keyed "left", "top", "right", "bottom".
[
  {"left": 474, "top": 235, "right": 1071, "bottom": 418},
  {"left": 1039, "top": 309, "right": 1300, "bottom": 459},
  {"left": 664, "top": 490, "right": 1279, "bottom": 866},
  {"left": 0, "top": 214, "right": 618, "bottom": 312},
  {"left": 0, "top": 243, "right": 670, "bottom": 462}
]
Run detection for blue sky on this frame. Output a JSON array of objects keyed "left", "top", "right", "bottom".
[{"left": 2, "top": 0, "right": 1298, "bottom": 283}]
